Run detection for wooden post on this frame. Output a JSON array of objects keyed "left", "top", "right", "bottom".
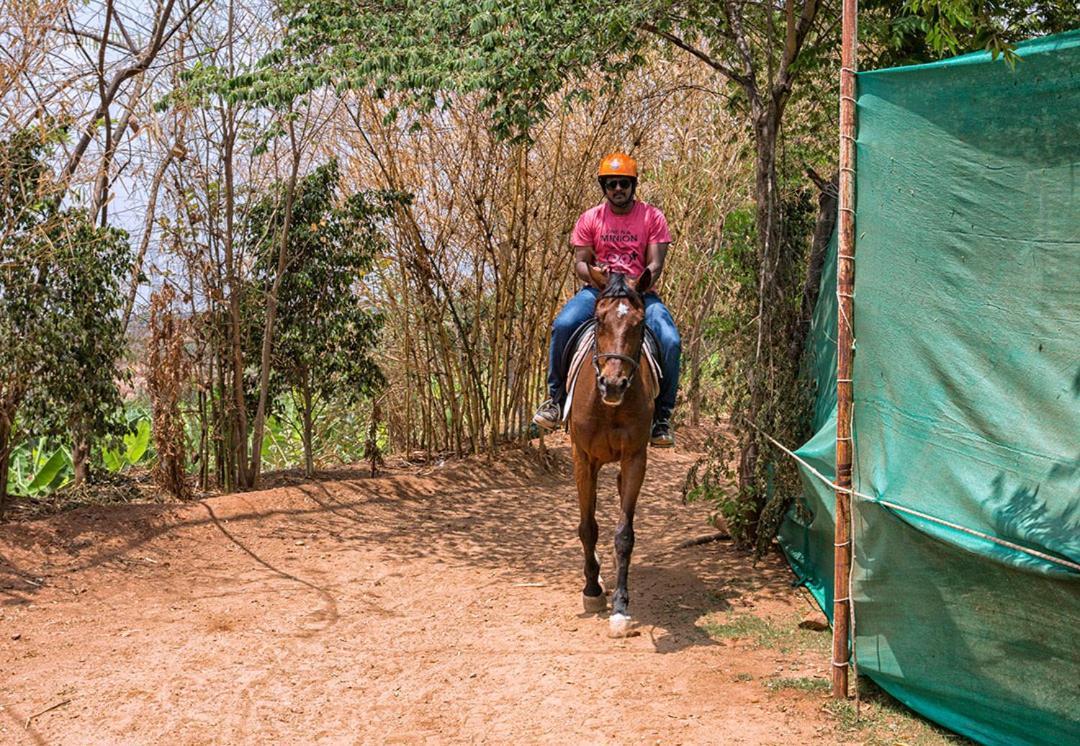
[{"left": 833, "top": 0, "right": 858, "bottom": 700}]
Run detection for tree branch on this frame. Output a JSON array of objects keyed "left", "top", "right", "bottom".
[
  {"left": 158, "top": 0, "right": 211, "bottom": 58},
  {"left": 638, "top": 22, "right": 751, "bottom": 88},
  {"left": 774, "top": 0, "right": 821, "bottom": 106},
  {"left": 722, "top": 0, "right": 759, "bottom": 106},
  {"left": 49, "top": 26, "right": 132, "bottom": 54},
  {"left": 59, "top": 0, "right": 191, "bottom": 187},
  {"left": 109, "top": 4, "right": 138, "bottom": 53}
]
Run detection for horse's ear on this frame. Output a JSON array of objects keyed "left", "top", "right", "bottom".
[
  {"left": 633, "top": 267, "right": 653, "bottom": 295},
  {"left": 588, "top": 265, "right": 608, "bottom": 290}
]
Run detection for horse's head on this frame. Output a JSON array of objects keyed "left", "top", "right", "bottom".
[{"left": 588, "top": 266, "right": 652, "bottom": 406}]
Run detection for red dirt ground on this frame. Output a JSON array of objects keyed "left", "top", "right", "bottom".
[{"left": 0, "top": 432, "right": 841, "bottom": 744}]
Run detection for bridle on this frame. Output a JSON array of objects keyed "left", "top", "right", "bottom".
[{"left": 591, "top": 294, "right": 646, "bottom": 386}]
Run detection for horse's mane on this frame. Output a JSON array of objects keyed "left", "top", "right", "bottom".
[{"left": 599, "top": 272, "right": 639, "bottom": 301}]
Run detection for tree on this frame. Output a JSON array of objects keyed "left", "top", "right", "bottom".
[
  {"left": 256, "top": 0, "right": 835, "bottom": 529},
  {"left": 887, "top": 0, "right": 1079, "bottom": 66},
  {"left": 2, "top": 0, "right": 207, "bottom": 486},
  {"left": 161, "top": 0, "right": 305, "bottom": 491},
  {"left": 246, "top": 160, "right": 396, "bottom": 476},
  {"left": 259, "top": 0, "right": 1076, "bottom": 543},
  {"left": 0, "top": 128, "right": 131, "bottom": 515}
]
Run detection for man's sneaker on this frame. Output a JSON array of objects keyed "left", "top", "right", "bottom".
[
  {"left": 650, "top": 419, "right": 675, "bottom": 448},
  {"left": 532, "top": 399, "right": 562, "bottom": 431}
]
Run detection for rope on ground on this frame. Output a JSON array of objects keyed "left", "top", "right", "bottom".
[{"left": 748, "top": 423, "right": 1080, "bottom": 574}]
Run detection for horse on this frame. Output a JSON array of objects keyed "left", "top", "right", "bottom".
[{"left": 569, "top": 266, "right": 657, "bottom": 638}]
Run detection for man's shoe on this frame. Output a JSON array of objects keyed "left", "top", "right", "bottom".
[
  {"left": 650, "top": 419, "right": 675, "bottom": 448},
  {"left": 532, "top": 399, "right": 562, "bottom": 431}
]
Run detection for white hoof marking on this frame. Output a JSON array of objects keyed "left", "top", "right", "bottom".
[{"left": 608, "top": 613, "right": 633, "bottom": 638}]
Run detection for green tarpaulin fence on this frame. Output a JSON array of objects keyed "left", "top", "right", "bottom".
[{"left": 778, "top": 30, "right": 1080, "bottom": 745}]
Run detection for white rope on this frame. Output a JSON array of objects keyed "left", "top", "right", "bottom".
[
  {"left": 846, "top": 407, "right": 860, "bottom": 704},
  {"left": 751, "top": 424, "right": 1080, "bottom": 573}
]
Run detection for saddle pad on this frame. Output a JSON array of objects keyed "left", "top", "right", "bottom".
[{"left": 561, "top": 326, "right": 662, "bottom": 422}]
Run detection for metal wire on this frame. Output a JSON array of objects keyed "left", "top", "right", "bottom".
[{"left": 750, "top": 424, "right": 1080, "bottom": 573}]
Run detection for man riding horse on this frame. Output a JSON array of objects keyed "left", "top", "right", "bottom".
[{"left": 533, "top": 152, "right": 681, "bottom": 447}]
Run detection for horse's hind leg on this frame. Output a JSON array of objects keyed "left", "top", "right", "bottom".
[
  {"left": 574, "top": 446, "right": 605, "bottom": 612},
  {"left": 610, "top": 449, "right": 646, "bottom": 637}
]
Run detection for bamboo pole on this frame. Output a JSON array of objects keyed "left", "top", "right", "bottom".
[{"left": 833, "top": 0, "right": 858, "bottom": 700}]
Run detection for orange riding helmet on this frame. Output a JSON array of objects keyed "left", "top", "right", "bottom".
[{"left": 598, "top": 152, "right": 638, "bottom": 179}]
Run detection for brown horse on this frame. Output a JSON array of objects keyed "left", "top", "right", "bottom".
[{"left": 570, "top": 267, "right": 657, "bottom": 638}]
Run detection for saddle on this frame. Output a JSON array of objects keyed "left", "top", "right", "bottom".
[{"left": 560, "top": 319, "right": 663, "bottom": 422}]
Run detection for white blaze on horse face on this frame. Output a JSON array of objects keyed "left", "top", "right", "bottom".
[{"left": 616, "top": 301, "right": 630, "bottom": 318}]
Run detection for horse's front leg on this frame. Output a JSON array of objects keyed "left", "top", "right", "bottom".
[
  {"left": 610, "top": 448, "right": 646, "bottom": 637},
  {"left": 574, "top": 446, "right": 605, "bottom": 612}
]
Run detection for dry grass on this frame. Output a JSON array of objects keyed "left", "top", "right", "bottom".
[
  {"left": 824, "top": 679, "right": 977, "bottom": 746},
  {"left": 698, "top": 609, "right": 975, "bottom": 745},
  {"left": 697, "top": 610, "right": 830, "bottom": 654},
  {"left": 6, "top": 470, "right": 169, "bottom": 520}
]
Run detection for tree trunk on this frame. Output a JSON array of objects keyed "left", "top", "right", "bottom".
[
  {"left": 198, "top": 385, "right": 209, "bottom": 490},
  {"left": 738, "top": 108, "right": 782, "bottom": 503},
  {"left": 801, "top": 170, "right": 839, "bottom": 325},
  {"left": 687, "top": 327, "right": 704, "bottom": 427},
  {"left": 300, "top": 380, "right": 314, "bottom": 479},
  {"left": 72, "top": 432, "right": 90, "bottom": 488},
  {"left": 687, "top": 279, "right": 718, "bottom": 427},
  {"left": 367, "top": 401, "right": 382, "bottom": 478},
  {"left": 248, "top": 119, "right": 302, "bottom": 485},
  {"left": 214, "top": 333, "right": 234, "bottom": 492},
  {"left": 0, "top": 418, "right": 11, "bottom": 519},
  {"left": 221, "top": 107, "right": 250, "bottom": 489}
]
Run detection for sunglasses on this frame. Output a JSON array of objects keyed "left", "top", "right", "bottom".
[{"left": 603, "top": 178, "right": 634, "bottom": 191}]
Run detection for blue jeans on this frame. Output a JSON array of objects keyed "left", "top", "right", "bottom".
[{"left": 546, "top": 287, "right": 681, "bottom": 421}]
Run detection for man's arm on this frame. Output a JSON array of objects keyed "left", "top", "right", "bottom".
[
  {"left": 574, "top": 244, "right": 598, "bottom": 286},
  {"left": 645, "top": 242, "right": 670, "bottom": 284}
]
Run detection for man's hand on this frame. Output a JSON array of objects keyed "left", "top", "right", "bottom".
[
  {"left": 574, "top": 244, "right": 598, "bottom": 286},
  {"left": 586, "top": 265, "right": 609, "bottom": 290},
  {"left": 645, "top": 242, "right": 670, "bottom": 286}
]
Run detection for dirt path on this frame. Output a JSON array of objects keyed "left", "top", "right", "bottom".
[{"left": 0, "top": 433, "right": 841, "bottom": 744}]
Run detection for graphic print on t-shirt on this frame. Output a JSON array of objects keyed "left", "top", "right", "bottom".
[{"left": 599, "top": 227, "right": 640, "bottom": 275}]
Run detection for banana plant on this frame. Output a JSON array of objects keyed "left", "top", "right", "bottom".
[
  {"left": 101, "top": 417, "right": 152, "bottom": 473},
  {"left": 7, "top": 441, "right": 73, "bottom": 496}
]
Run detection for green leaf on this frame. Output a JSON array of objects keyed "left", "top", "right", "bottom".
[
  {"left": 28, "top": 448, "right": 71, "bottom": 492},
  {"left": 124, "top": 418, "right": 152, "bottom": 464},
  {"left": 102, "top": 445, "right": 123, "bottom": 473}
]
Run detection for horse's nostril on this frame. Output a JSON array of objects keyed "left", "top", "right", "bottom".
[{"left": 618, "top": 378, "right": 630, "bottom": 391}]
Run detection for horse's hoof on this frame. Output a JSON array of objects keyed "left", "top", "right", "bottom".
[
  {"left": 608, "top": 613, "right": 634, "bottom": 638},
  {"left": 582, "top": 593, "right": 607, "bottom": 613}
]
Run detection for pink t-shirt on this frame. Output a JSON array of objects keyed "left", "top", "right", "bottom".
[{"left": 571, "top": 200, "right": 672, "bottom": 278}]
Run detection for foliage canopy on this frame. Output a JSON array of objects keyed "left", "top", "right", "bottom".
[
  {"left": 245, "top": 159, "right": 397, "bottom": 407},
  {"left": 0, "top": 128, "right": 132, "bottom": 511}
]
